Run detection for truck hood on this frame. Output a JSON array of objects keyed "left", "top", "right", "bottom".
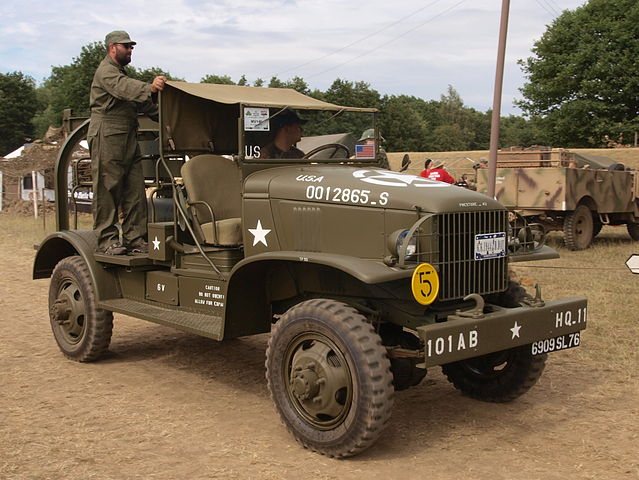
[{"left": 244, "top": 165, "right": 504, "bottom": 213}]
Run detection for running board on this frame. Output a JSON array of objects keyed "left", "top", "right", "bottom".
[{"left": 99, "top": 298, "right": 224, "bottom": 340}]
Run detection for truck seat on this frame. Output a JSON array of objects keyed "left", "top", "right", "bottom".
[{"left": 180, "top": 154, "right": 243, "bottom": 246}]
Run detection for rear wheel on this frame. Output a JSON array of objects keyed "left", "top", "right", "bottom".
[
  {"left": 265, "top": 299, "right": 394, "bottom": 458},
  {"left": 628, "top": 223, "right": 639, "bottom": 241},
  {"left": 49, "top": 256, "right": 113, "bottom": 362},
  {"left": 442, "top": 346, "right": 547, "bottom": 402},
  {"left": 564, "top": 205, "right": 594, "bottom": 250}
]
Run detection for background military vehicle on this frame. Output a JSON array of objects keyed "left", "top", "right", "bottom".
[
  {"left": 475, "top": 148, "right": 639, "bottom": 250},
  {"left": 34, "top": 82, "right": 587, "bottom": 458}
]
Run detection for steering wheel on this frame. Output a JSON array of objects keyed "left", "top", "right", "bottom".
[{"left": 302, "top": 143, "right": 350, "bottom": 160}]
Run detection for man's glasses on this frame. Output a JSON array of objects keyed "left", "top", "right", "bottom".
[{"left": 118, "top": 43, "right": 134, "bottom": 50}]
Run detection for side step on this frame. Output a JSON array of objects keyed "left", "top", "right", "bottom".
[
  {"left": 94, "top": 253, "right": 154, "bottom": 267},
  {"left": 99, "top": 298, "right": 223, "bottom": 340}
]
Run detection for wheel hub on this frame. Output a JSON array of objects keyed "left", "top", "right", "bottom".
[
  {"left": 286, "top": 336, "right": 351, "bottom": 428},
  {"left": 50, "top": 296, "right": 72, "bottom": 324},
  {"left": 291, "top": 363, "right": 321, "bottom": 401}
]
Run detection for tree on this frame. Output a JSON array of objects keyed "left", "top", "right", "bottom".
[
  {"left": 378, "top": 95, "right": 432, "bottom": 152},
  {"left": 130, "top": 67, "right": 182, "bottom": 84},
  {"left": 518, "top": 0, "right": 639, "bottom": 147},
  {"left": 201, "top": 74, "right": 235, "bottom": 84},
  {"left": 0, "top": 72, "right": 37, "bottom": 156},
  {"left": 40, "top": 42, "right": 106, "bottom": 122}
]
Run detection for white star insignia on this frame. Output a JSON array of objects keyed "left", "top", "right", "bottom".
[
  {"left": 249, "top": 220, "right": 271, "bottom": 247},
  {"left": 152, "top": 236, "right": 161, "bottom": 250},
  {"left": 510, "top": 321, "right": 522, "bottom": 339}
]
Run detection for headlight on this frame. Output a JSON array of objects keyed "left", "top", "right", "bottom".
[{"left": 389, "top": 229, "right": 418, "bottom": 260}]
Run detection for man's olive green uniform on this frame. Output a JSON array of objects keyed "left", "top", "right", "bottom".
[{"left": 88, "top": 55, "right": 158, "bottom": 252}]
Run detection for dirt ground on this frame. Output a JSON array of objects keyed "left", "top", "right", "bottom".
[{"left": 1, "top": 237, "right": 638, "bottom": 480}]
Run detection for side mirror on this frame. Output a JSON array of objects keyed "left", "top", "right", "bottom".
[{"left": 400, "top": 154, "right": 411, "bottom": 172}]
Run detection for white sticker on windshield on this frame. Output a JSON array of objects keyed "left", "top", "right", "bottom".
[{"left": 244, "top": 107, "right": 270, "bottom": 131}]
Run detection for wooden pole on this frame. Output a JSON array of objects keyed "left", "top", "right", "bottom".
[
  {"left": 31, "top": 171, "right": 38, "bottom": 219},
  {"left": 487, "top": 0, "right": 510, "bottom": 199}
]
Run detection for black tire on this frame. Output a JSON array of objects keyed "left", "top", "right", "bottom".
[
  {"left": 592, "top": 219, "right": 603, "bottom": 238},
  {"left": 265, "top": 298, "right": 394, "bottom": 458},
  {"left": 48, "top": 256, "right": 113, "bottom": 362},
  {"left": 628, "top": 223, "right": 639, "bottom": 241},
  {"left": 442, "top": 345, "right": 547, "bottom": 403},
  {"left": 564, "top": 205, "right": 594, "bottom": 250}
]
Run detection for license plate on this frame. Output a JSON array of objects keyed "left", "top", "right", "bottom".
[
  {"left": 531, "top": 332, "right": 581, "bottom": 355},
  {"left": 474, "top": 232, "right": 506, "bottom": 260}
]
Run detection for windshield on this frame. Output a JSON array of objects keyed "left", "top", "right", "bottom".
[{"left": 242, "top": 108, "right": 378, "bottom": 163}]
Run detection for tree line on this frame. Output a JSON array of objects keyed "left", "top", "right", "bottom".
[{"left": 2, "top": 0, "right": 638, "bottom": 156}]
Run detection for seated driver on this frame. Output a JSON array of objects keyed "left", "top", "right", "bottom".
[{"left": 260, "top": 110, "right": 307, "bottom": 159}]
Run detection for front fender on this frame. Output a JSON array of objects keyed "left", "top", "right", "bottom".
[
  {"left": 221, "top": 252, "right": 410, "bottom": 338},
  {"left": 230, "top": 251, "right": 411, "bottom": 285},
  {"left": 33, "top": 230, "right": 120, "bottom": 301}
]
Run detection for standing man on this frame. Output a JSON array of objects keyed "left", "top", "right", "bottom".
[{"left": 88, "top": 30, "right": 165, "bottom": 255}]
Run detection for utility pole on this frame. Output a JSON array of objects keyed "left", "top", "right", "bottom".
[{"left": 487, "top": 0, "right": 510, "bottom": 198}]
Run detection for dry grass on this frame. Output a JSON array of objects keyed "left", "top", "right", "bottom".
[
  {"left": 388, "top": 147, "right": 639, "bottom": 178},
  {"left": 0, "top": 212, "right": 92, "bottom": 245},
  {"left": 512, "top": 227, "right": 639, "bottom": 380}
]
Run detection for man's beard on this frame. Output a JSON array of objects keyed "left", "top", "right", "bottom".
[{"left": 115, "top": 50, "right": 131, "bottom": 67}]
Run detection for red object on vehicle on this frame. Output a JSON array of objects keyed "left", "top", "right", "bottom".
[{"left": 420, "top": 168, "right": 455, "bottom": 184}]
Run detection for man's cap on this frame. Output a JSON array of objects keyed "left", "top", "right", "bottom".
[
  {"left": 274, "top": 110, "right": 307, "bottom": 129},
  {"left": 105, "top": 30, "right": 137, "bottom": 46}
]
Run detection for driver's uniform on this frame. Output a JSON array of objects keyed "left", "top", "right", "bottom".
[{"left": 259, "top": 142, "right": 304, "bottom": 159}]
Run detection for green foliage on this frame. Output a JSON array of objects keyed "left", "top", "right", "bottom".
[
  {"left": 518, "top": 0, "right": 639, "bottom": 147},
  {"left": 0, "top": 72, "right": 37, "bottom": 156},
  {"left": 499, "top": 115, "right": 539, "bottom": 148},
  {"left": 38, "top": 42, "right": 106, "bottom": 129},
  {"left": 201, "top": 74, "right": 235, "bottom": 84},
  {"left": 378, "top": 95, "right": 431, "bottom": 151},
  {"left": 129, "top": 67, "right": 183, "bottom": 83}
]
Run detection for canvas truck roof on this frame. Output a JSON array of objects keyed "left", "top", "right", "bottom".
[
  {"left": 165, "top": 81, "right": 377, "bottom": 112},
  {"left": 160, "top": 82, "right": 376, "bottom": 155}
]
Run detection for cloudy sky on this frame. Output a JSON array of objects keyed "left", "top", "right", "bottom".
[{"left": 1, "top": 0, "right": 585, "bottom": 115}]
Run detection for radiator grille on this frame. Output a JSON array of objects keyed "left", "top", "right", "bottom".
[
  {"left": 436, "top": 210, "right": 508, "bottom": 301},
  {"left": 402, "top": 210, "right": 509, "bottom": 301}
]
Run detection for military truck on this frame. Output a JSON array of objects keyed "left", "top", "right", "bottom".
[
  {"left": 476, "top": 148, "right": 639, "bottom": 250},
  {"left": 34, "top": 82, "right": 587, "bottom": 458}
]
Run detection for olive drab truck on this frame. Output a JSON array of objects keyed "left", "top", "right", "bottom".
[
  {"left": 34, "top": 82, "right": 587, "bottom": 458},
  {"left": 476, "top": 148, "right": 639, "bottom": 250}
]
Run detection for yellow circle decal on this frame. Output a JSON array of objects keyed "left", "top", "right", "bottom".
[{"left": 411, "top": 263, "right": 439, "bottom": 305}]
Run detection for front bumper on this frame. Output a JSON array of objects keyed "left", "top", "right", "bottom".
[{"left": 416, "top": 297, "right": 587, "bottom": 368}]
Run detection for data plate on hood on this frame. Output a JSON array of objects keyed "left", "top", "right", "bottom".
[{"left": 474, "top": 232, "right": 506, "bottom": 260}]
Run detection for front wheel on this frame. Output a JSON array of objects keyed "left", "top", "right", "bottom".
[
  {"left": 265, "top": 299, "right": 394, "bottom": 458},
  {"left": 48, "top": 256, "right": 113, "bottom": 362},
  {"left": 442, "top": 345, "right": 547, "bottom": 402}
]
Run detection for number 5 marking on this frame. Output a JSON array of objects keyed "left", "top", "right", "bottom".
[{"left": 411, "top": 263, "right": 440, "bottom": 305}]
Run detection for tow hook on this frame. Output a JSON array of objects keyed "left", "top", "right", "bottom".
[
  {"left": 456, "top": 293, "right": 485, "bottom": 318},
  {"left": 523, "top": 284, "right": 546, "bottom": 308}
]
